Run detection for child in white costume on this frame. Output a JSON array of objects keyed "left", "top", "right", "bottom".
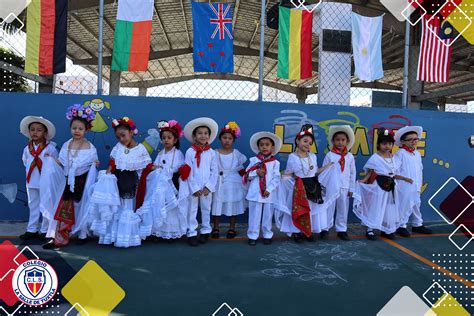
[
  {"left": 394, "top": 126, "right": 432, "bottom": 237},
  {"left": 278, "top": 125, "right": 333, "bottom": 242},
  {"left": 92, "top": 117, "right": 153, "bottom": 248},
  {"left": 353, "top": 128, "right": 413, "bottom": 240},
  {"left": 245, "top": 131, "right": 284, "bottom": 246},
  {"left": 318, "top": 125, "right": 356, "bottom": 241},
  {"left": 179, "top": 117, "right": 219, "bottom": 246},
  {"left": 19, "top": 116, "right": 63, "bottom": 242},
  {"left": 211, "top": 121, "right": 247, "bottom": 239}
]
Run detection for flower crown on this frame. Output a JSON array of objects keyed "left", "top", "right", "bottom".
[
  {"left": 220, "top": 121, "right": 241, "bottom": 138},
  {"left": 380, "top": 128, "right": 395, "bottom": 137},
  {"left": 158, "top": 120, "right": 184, "bottom": 138},
  {"left": 66, "top": 104, "right": 95, "bottom": 129},
  {"left": 297, "top": 127, "right": 314, "bottom": 139},
  {"left": 112, "top": 116, "right": 138, "bottom": 135}
]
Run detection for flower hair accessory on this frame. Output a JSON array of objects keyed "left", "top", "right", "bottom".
[
  {"left": 158, "top": 119, "right": 184, "bottom": 138},
  {"left": 382, "top": 128, "right": 395, "bottom": 137},
  {"left": 66, "top": 104, "right": 96, "bottom": 129},
  {"left": 297, "top": 124, "right": 314, "bottom": 140},
  {"left": 220, "top": 121, "right": 241, "bottom": 138},
  {"left": 112, "top": 116, "right": 138, "bottom": 135}
]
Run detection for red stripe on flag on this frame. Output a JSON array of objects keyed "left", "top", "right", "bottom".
[
  {"left": 128, "top": 21, "right": 152, "bottom": 72},
  {"left": 299, "top": 10, "right": 313, "bottom": 79},
  {"left": 39, "top": 0, "right": 55, "bottom": 75}
]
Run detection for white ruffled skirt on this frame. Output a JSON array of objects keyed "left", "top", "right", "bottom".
[{"left": 212, "top": 176, "right": 247, "bottom": 216}]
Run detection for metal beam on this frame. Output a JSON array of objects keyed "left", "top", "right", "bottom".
[
  {"left": 248, "top": 0, "right": 269, "bottom": 47},
  {"left": 68, "top": 34, "right": 96, "bottom": 57},
  {"left": 232, "top": 0, "right": 240, "bottom": 27},
  {"left": 154, "top": 4, "right": 172, "bottom": 50},
  {"left": 0, "top": 62, "right": 53, "bottom": 85},
  {"left": 414, "top": 83, "right": 474, "bottom": 102},
  {"left": 71, "top": 13, "right": 113, "bottom": 53},
  {"left": 179, "top": 0, "right": 191, "bottom": 48},
  {"left": 68, "top": 0, "right": 115, "bottom": 12}
]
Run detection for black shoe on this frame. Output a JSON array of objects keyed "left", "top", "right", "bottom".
[
  {"left": 198, "top": 233, "right": 210, "bottom": 244},
  {"left": 42, "top": 239, "right": 56, "bottom": 249},
  {"left": 337, "top": 232, "right": 351, "bottom": 241},
  {"left": 292, "top": 233, "right": 304, "bottom": 243},
  {"left": 38, "top": 233, "right": 47, "bottom": 241},
  {"left": 412, "top": 226, "right": 432, "bottom": 234},
  {"left": 19, "top": 232, "right": 39, "bottom": 240},
  {"left": 396, "top": 227, "right": 411, "bottom": 238},
  {"left": 226, "top": 229, "right": 237, "bottom": 239},
  {"left": 263, "top": 238, "right": 272, "bottom": 245},
  {"left": 305, "top": 234, "right": 315, "bottom": 242},
  {"left": 75, "top": 238, "right": 87, "bottom": 245},
  {"left": 248, "top": 239, "right": 257, "bottom": 246},
  {"left": 366, "top": 231, "right": 377, "bottom": 241},
  {"left": 320, "top": 230, "right": 329, "bottom": 240},
  {"left": 381, "top": 232, "right": 396, "bottom": 240},
  {"left": 187, "top": 236, "right": 199, "bottom": 247},
  {"left": 211, "top": 229, "right": 220, "bottom": 239}
]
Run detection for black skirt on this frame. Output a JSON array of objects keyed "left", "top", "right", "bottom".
[
  {"left": 376, "top": 175, "right": 396, "bottom": 192},
  {"left": 301, "top": 176, "right": 324, "bottom": 204},
  {"left": 114, "top": 169, "right": 139, "bottom": 199},
  {"left": 63, "top": 172, "right": 89, "bottom": 202}
]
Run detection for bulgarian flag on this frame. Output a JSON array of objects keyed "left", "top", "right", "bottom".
[
  {"left": 111, "top": 0, "right": 154, "bottom": 72},
  {"left": 277, "top": 6, "right": 313, "bottom": 80},
  {"left": 24, "top": 0, "right": 68, "bottom": 75}
]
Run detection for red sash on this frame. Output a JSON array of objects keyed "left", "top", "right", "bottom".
[
  {"left": 401, "top": 145, "right": 415, "bottom": 154},
  {"left": 292, "top": 177, "right": 312, "bottom": 237},
  {"left": 192, "top": 143, "right": 210, "bottom": 168},
  {"left": 331, "top": 146, "right": 348, "bottom": 172},
  {"left": 26, "top": 141, "right": 48, "bottom": 183},
  {"left": 243, "top": 154, "right": 276, "bottom": 197},
  {"left": 135, "top": 163, "right": 154, "bottom": 210}
]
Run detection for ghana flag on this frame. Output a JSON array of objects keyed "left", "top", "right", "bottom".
[
  {"left": 24, "top": 0, "right": 68, "bottom": 75},
  {"left": 111, "top": 0, "right": 154, "bottom": 72},
  {"left": 277, "top": 6, "right": 313, "bottom": 80}
]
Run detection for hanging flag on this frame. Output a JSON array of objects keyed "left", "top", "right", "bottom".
[
  {"left": 351, "top": 13, "right": 384, "bottom": 81},
  {"left": 277, "top": 6, "right": 313, "bottom": 80},
  {"left": 111, "top": 0, "right": 154, "bottom": 72},
  {"left": 380, "top": 0, "right": 424, "bottom": 22},
  {"left": 417, "top": 15, "right": 453, "bottom": 83},
  {"left": 446, "top": 0, "right": 473, "bottom": 45},
  {"left": 24, "top": 0, "right": 68, "bottom": 75},
  {"left": 192, "top": 2, "right": 234, "bottom": 73}
]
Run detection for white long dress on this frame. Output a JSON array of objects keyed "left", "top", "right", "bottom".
[
  {"left": 353, "top": 153, "right": 402, "bottom": 234},
  {"left": 58, "top": 139, "right": 98, "bottom": 239},
  {"left": 212, "top": 149, "right": 247, "bottom": 216},
  {"left": 277, "top": 153, "right": 328, "bottom": 235}
]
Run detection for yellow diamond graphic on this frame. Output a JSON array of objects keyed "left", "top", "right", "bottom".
[
  {"left": 446, "top": 0, "right": 474, "bottom": 45},
  {"left": 62, "top": 260, "right": 125, "bottom": 316},
  {"left": 428, "top": 293, "right": 470, "bottom": 316}
]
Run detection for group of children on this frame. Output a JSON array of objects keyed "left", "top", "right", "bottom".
[{"left": 19, "top": 104, "right": 432, "bottom": 249}]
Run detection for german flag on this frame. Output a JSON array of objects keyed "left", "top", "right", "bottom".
[{"left": 25, "top": 0, "right": 68, "bottom": 75}]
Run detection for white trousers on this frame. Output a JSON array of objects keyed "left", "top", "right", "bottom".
[
  {"left": 327, "top": 188, "right": 349, "bottom": 232},
  {"left": 186, "top": 194, "right": 213, "bottom": 237},
  {"left": 26, "top": 188, "right": 49, "bottom": 233},
  {"left": 247, "top": 201, "right": 274, "bottom": 240},
  {"left": 400, "top": 204, "right": 423, "bottom": 228}
]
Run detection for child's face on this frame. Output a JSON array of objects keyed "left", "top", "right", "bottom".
[
  {"left": 161, "top": 131, "right": 177, "bottom": 150},
  {"left": 115, "top": 127, "right": 134, "bottom": 147},
  {"left": 70, "top": 120, "right": 86, "bottom": 140},
  {"left": 29, "top": 123, "right": 47, "bottom": 143},
  {"left": 401, "top": 132, "right": 419, "bottom": 149},
  {"left": 332, "top": 133, "right": 348, "bottom": 150},
  {"left": 220, "top": 133, "right": 234, "bottom": 149},
  {"left": 193, "top": 127, "right": 210, "bottom": 145},
  {"left": 296, "top": 135, "right": 313, "bottom": 153},
  {"left": 258, "top": 138, "right": 274, "bottom": 156},
  {"left": 379, "top": 141, "right": 394, "bottom": 153}
]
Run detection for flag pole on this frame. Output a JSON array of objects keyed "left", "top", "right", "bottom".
[
  {"left": 402, "top": 19, "right": 410, "bottom": 109},
  {"left": 97, "top": 0, "right": 105, "bottom": 96},
  {"left": 257, "top": 0, "right": 266, "bottom": 102}
]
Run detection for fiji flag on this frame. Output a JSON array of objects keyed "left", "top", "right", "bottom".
[{"left": 192, "top": 1, "right": 234, "bottom": 73}]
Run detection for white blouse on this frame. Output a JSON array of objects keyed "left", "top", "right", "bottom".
[
  {"left": 154, "top": 147, "right": 185, "bottom": 179},
  {"left": 284, "top": 152, "right": 318, "bottom": 178},
  {"left": 111, "top": 142, "right": 152, "bottom": 172},
  {"left": 216, "top": 149, "right": 247, "bottom": 180},
  {"left": 59, "top": 139, "right": 98, "bottom": 192},
  {"left": 364, "top": 153, "right": 401, "bottom": 177}
]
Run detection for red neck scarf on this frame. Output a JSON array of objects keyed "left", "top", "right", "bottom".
[
  {"left": 331, "top": 146, "right": 348, "bottom": 172},
  {"left": 27, "top": 141, "right": 48, "bottom": 183},
  {"left": 192, "top": 143, "right": 211, "bottom": 168},
  {"left": 401, "top": 145, "right": 415, "bottom": 154},
  {"left": 243, "top": 153, "right": 276, "bottom": 197}
]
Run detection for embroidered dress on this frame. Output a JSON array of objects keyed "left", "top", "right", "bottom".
[
  {"left": 212, "top": 149, "right": 247, "bottom": 216},
  {"left": 353, "top": 153, "right": 403, "bottom": 234},
  {"left": 277, "top": 152, "right": 328, "bottom": 235}
]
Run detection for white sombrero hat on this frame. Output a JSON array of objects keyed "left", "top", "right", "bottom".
[
  {"left": 20, "top": 116, "right": 56, "bottom": 140},
  {"left": 183, "top": 117, "right": 219, "bottom": 144},
  {"left": 394, "top": 126, "right": 423, "bottom": 146},
  {"left": 327, "top": 125, "right": 355, "bottom": 150},
  {"left": 249, "top": 131, "right": 282, "bottom": 156}
]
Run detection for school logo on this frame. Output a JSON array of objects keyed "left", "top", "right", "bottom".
[{"left": 11, "top": 259, "right": 58, "bottom": 306}]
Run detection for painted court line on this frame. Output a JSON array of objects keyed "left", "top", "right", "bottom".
[{"left": 382, "top": 238, "right": 474, "bottom": 289}]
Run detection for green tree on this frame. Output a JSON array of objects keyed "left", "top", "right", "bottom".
[{"left": 0, "top": 47, "right": 30, "bottom": 92}]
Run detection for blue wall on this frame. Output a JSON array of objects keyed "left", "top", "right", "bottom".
[{"left": 1, "top": 92, "right": 473, "bottom": 222}]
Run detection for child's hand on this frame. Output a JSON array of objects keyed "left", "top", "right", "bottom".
[
  {"left": 405, "top": 178, "right": 413, "bottom": 184},
  {"left": 358, "top": 179, "right": 367, "bottom": 184},
  {"left": 263, "top": 191, "right": 270, "bottom": 198},
  {"left": 348, "top": 192, "right": 353, "bottom": 198},
  {"left": 202, "top": 187, "right": 210, "bottom": 196},
  {"left": 256, "top": 169, "right": 266, "bottom": 178},
  {"left": 193, "top": 190, "right": 202, "bottom": 197},
  {"left": 44, "top": 153, "right": 50, "bottom": 158},
  {"left": 106, "top": 167, "right": 112, "bottom": 174},
  {"left": 95, "top": 160, "right": 100, "bottom": 167}
]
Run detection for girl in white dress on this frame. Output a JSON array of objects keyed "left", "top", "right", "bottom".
[
  {"left": 211, "top": 121, "right": 247, "bottom": 239},
  {"left": 44, "top": 104, "right": 98, "bottom": 249},
  {"left": 278, "top": 125, "right": 333, "bottom": 242},
  {"left": 92, "top": 117, "right": 153, "bottom": 248},
  {"left": 353, "top": 128, "right": 413, "bottom": 240}
]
